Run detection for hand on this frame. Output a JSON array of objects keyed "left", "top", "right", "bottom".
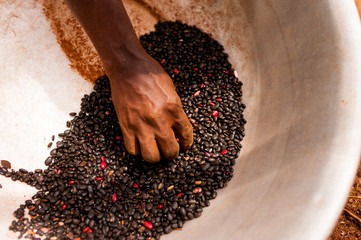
[{"left": 108, "top": 53, "right": 193, "bottom": 163}]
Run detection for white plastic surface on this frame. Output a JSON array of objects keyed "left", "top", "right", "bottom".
[{"left": 1, "top": 0, "right": 361, "bottom": 240}]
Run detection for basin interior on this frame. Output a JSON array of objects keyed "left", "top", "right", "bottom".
[{"left": 1, "top": 0, "right": 361, "bottom": 240}]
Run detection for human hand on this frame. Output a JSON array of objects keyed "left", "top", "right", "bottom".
[{"left": 108, "top": 53, "right": 193, "bottom": 163}]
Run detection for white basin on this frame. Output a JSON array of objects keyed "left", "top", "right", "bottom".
[{"left": 1, "top": 0, "right": 361, "bottom": 239}]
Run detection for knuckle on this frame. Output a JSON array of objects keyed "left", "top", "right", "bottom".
[
  {"left": 185, "top": 124, "right": 194, "bottom": 135},
  {"left": 166, "top": 102, "right": 183, "bottom": 114}
]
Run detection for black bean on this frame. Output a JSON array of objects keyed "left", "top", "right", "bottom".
[
  {"left": 201, "top": 163, "right": 210, "bottom": 171},
  {"left": 72, "top": 219, "right": 80, "bottom": 224},
  {"left": 29, "top": 211, "right": 37, "bottom": 217},
  {"left": 179, "top": 207, "right": 186, "bottom": 217},
  {"left": 164, "top": 225, "right": 172, "bottom": 234},
  {"left": 146, "top": 203, "right": 153, "bottom": 211},
  {"left": 187, "top": 212, "right": 194, "bottom": 220},
  {"left": 19, "top": 168, "right": 28, "bottom": 174},
  {"left": 44, "top": 157, "right": 52, "bottom": 165},
  {"left": 178, "top": 220, "right": 183, "bottom": 228}
]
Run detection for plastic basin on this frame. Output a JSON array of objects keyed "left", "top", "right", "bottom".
[{"left": 1, "top": 0, "right": 361, "bottom": 239}]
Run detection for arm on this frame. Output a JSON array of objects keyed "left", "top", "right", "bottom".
[{"left": 65, "top": 0, "right": 193, "bottom": 163}]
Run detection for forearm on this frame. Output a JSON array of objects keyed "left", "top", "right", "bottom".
[{"left": 65, "top": 0, "right": 146, "bottom": 76}]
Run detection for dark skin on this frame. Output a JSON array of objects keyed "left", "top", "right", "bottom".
[{"left": 65, "top": 0, "right": 193, "bottom": 163}]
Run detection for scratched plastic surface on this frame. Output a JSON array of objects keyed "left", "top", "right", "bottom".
[{"left": 1, "top": 1, "right": 361, "bottom": 240}]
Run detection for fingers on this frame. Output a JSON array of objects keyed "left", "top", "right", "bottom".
[
  {"left": 156, "top": 129, "right": 179, "bottom": 161},
  {"left": 139, "top": 137, "right": 161, "bottom": 163},
  {"left": 123, "top": 131, "right": 140, "bottom": 156},
  {"left": 121, "top": 106, "right": 192, "bottom": 162},
  {"left": 173, "top": 112, "right": 194, "bottom": 150}
]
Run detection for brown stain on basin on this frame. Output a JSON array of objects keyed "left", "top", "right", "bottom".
[
  {"left": 39, "top": 0, "right": 163, "bottom": 83},
  {"left": 40, "top": 0, "right": 104, "bottom": 83},
  {"left": 356, "top": 0, "right": 361, "bottom": 18}
]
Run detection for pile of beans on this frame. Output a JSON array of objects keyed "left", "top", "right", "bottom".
[{"left": 0, "top": 21, "right": 245, "bottom": 240}]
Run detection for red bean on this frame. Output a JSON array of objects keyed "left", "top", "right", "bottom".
[
  {"left": 112, "top": 193, "right": 117, "bottom": 203},
  {"left": 221, "top": 150, "right": 228, "bottom": 155},
  {"left": 100, "top": 161, "right": 106, "bottom": 169},
  {"left": 212, "top": 111, "right": 219, "bottom": 117},
  {"left": 144, "top": 220, "right": 153, "bottom": 230},
  {"left": 193, "top": 187, "right": 202, "bottom": 193},
  {"left": 193, "top": 90, "right": 201, "bottom": 97}
]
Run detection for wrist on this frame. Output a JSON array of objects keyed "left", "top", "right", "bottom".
[{"left": 102, "top": 42, "right": 147, "bottom": 79}]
